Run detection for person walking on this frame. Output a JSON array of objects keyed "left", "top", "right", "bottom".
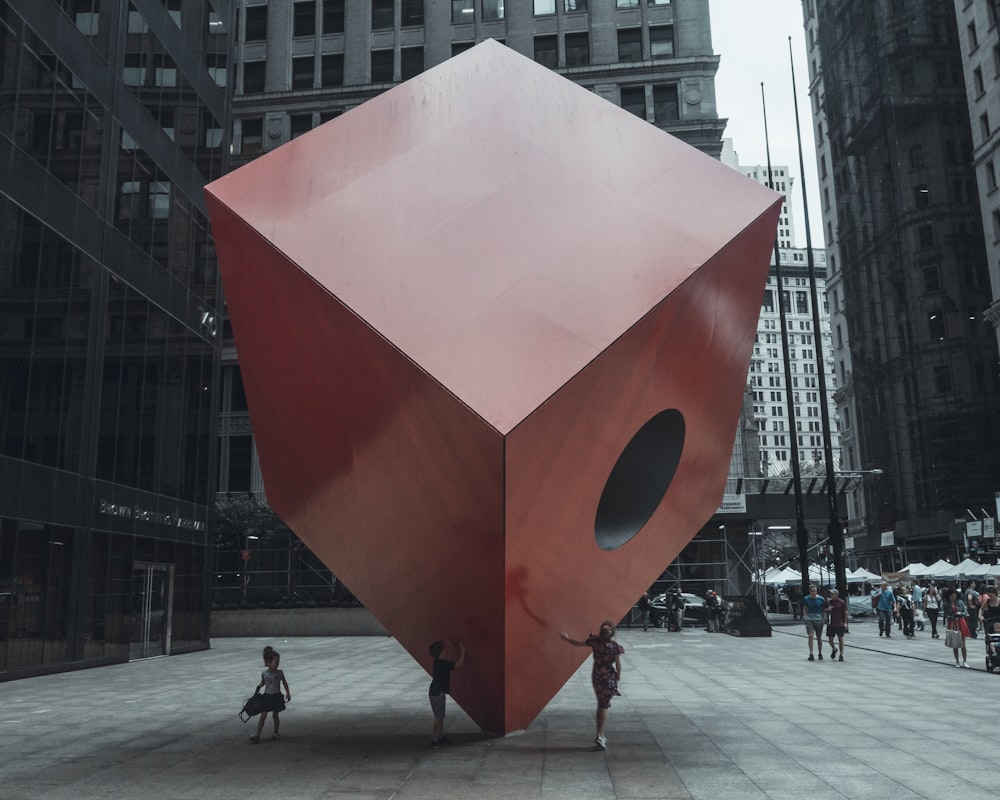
[
  {"left": 670, "top": 589, "right": 686, "bottom": 632},
  {"left": 637, "top": 592, "right": 652, "bottom": 632},
  {"left": 979, "top": 586, "right": 1000, "bottom": 633},
  {"left": 965, "top": 581, "right": 981, "bottom": 639},
  {"left": 802, "top": 584, "right": 827, "bottom": 661},
  {"left": 876, "top": 581, "right": 897, "bottom": 638},
  {"left": 826, "top": 588, "right": 848, "bottom": 661},
  {"left": 897, "top": 586, "right": 915, "bottom": 638},
  {"left": 250, "top": 649, "right": 291, "bottom": 743},
  {"left": 911, "top": 582, "right": 925, "bottom": 631},
  {"left": 942, "top": 587, "right": 971, "bottom": 668},
  {"left": 428, "top": 639, "right": 466, "bottom": 747},
  {"left": 560, "top": 620, "right": 624, "bottom": 750},
  {"left": 923, "top": 584, "right": 941, "bottom": 638},
  {"left": 705, "top": 590, "right": 721, "bottom": 633},
  {"left": 869, "top": 583, "right": 881, "bottom": 612}
]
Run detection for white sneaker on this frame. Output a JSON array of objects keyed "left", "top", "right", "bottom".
[
  {"left": 962, "top": 662, "right": 971, "bottom": 669},
  {"left": 595, "top": 735, "right": 607, "bottom": 750}
]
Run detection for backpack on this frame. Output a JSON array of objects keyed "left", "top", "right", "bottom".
[{"left": 239, "top": 690, "right": 264, "bottom": 723}]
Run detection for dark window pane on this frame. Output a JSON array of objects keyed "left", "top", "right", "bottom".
[
  {"left": 242, "top": 118, "right": 263, "bottom": 154},
  {"left": 402, "top": 0, "right": 424, "bottom": 26},
  {"left": 653, "top": 84, "right": 678, "bottom": 123},
  {"left": 565, "top": 32, "right": 589, "bottom": 67},
  {"left": 321, "top": 53, "right": 344, "bottom": 86},
  {"left": 534, "top": 35, "right": 558, "bottom": 68},
  {"left": 621, "top": 86, "right": 646, "bottom": 118},
  {"left": 650, "top": 25, "right": 674, "bottom": 58},
  {"left": 227, "top": 436, "right": 252, "bottom": 491},
  {"left": 243, "top": 61, "right": 265, "bottom": 93},
  {"left": 371, "top": 49, "right": 394, "bottom": 82},
  {"left": 291, "top": 114, "right": 313, "bottom": 138},
  {"left": 245, "top": 6, "right": 267, "bottom": 41},
  {"left": 401, "top": 47, "right": 424, "bottom": 80},
  {"left": 292, "top": 56, "right": 313, "bottom": 89},
  {"left": 372, "top": 0, "right": 393, "bottom": 29},
  {"left": 452, "top": 0, "right": 474, "bottom": 24},
  {"left": 618, "top": 28, "right": 642, "bottom": 62},
  {"left": 294, "top": 1, "right": 316, "bottom": 37},
  {"left": 322, "top": 0, "right": 345, "bottom": 33}
]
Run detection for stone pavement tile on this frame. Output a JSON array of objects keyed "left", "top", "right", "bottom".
[
  {"left": 685, "top": 787, "right": 770, "bottom": 800},
  {"left": 317, "top": 794, "right": 395, "bottom": 800},
  {"left": 959, "top": 769, "right": 998, "bottom": 791},
  {"left": 825, "top": 774, "right": 925, "bottom": 799},
  {"left": 761, "top": 793, "right": 847, "bottom": 800},
  {"left": 608, "top": 775, "right": 691, "bottom": 799}
]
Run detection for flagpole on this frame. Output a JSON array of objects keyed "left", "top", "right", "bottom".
[
  {"left": 761, "top": 81, "right": 811, "bottom": 600},
  {"left": 788, "top": 36, "right": 845, "bottom": 598}
]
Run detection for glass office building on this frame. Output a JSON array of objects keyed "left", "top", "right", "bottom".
[{"left": 0, "top": 0, "right": 232, "bottom": 678}]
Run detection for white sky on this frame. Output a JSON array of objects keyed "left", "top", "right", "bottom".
[{"left": 709, "top": 0, "right": 824, "bottom": 247}]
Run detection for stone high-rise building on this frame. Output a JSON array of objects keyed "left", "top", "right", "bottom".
[{"left": 803, "top": 0, "right": 1000, "bottom": 564}]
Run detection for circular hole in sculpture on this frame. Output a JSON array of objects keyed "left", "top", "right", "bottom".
[{"left": 594, "top": 409, "right": 685, "bottom": 552}]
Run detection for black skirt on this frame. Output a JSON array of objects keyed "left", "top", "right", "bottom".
[{"left": 260, "top": 692, "right": 286, "bottom": 713}]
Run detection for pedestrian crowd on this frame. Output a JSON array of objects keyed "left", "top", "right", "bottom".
[{"left": 800, "top": 579, "right": 1000, "bottom": 669}]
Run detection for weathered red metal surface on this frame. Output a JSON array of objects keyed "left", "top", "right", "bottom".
[{"left": 206, "top": 40, "right": 780, "bottom": 734}]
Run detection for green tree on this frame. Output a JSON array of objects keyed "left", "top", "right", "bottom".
[{"left": 212, "top": 493, "right": 292, "bottom": 549}]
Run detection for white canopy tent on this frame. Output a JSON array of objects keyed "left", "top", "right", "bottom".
[
  {"left": 923, "top": 559, "right": 956, "bottom": 578},
  {"left": 848, "top": 567, "right": 882, "bottom": 583},
  {"left": 763, "top": 567, "right": 801, "bottom": 585},
  {"left": 901, "top": 562, "right": 931, "bottom": 577},
  {"left": 935, "top": 558, "right": 992, "bottom": 578}
]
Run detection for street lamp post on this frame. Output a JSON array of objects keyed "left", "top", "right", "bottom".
[{"left": 748, "top": 526, "right": 765, "bottom": 613}]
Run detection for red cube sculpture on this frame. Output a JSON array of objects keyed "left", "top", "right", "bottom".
[{"left": 206, "top": 41, "right": 780, "bottom": 734}]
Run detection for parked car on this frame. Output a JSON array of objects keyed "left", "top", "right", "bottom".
[{"left": 649, "top": 592, "right": 709, "bottom": 629}]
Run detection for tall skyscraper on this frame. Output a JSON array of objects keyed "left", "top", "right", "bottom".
[
  {"left": 0, "top": 0, "right": 233, "bottom": 678},
  {"left": 803, "top": 0, "right": 1000, "bottom": 562}
]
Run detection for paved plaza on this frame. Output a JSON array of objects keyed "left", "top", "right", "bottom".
[{"left": 1, "top": 617, "right": 998, "bottom": 800}]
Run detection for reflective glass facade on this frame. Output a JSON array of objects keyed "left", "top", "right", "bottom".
[{"left": 0, "top": 0, "right": 233, "bottom": 678}]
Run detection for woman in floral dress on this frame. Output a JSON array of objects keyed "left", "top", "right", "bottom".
[{"left": 560, "top": 620, "right": 624, "bottom": 750}]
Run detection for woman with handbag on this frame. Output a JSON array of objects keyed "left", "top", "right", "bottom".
[{"left": 941, "top": 587, "right": 970, "bottom": 668}]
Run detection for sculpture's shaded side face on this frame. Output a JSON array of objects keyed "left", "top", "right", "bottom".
[{"left": 205, "top": 40, "right": 781, "bottom": 734}]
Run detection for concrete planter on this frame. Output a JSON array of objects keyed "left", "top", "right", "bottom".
[{"left": 211, "top": 607, "right": 388, "bottom": 637}]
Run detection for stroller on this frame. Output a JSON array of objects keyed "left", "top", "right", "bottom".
[{"left": 984, "top": 619, "right": 1000, "bottom": 673}]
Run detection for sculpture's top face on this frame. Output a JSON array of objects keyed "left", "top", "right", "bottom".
[{"left": 207, "top": 41, "right": 778, "bottom": 434}]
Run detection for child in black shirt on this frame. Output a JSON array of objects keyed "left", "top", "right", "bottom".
[{"left": 428, "top": 639, "right": 465, "bottom": 747}]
